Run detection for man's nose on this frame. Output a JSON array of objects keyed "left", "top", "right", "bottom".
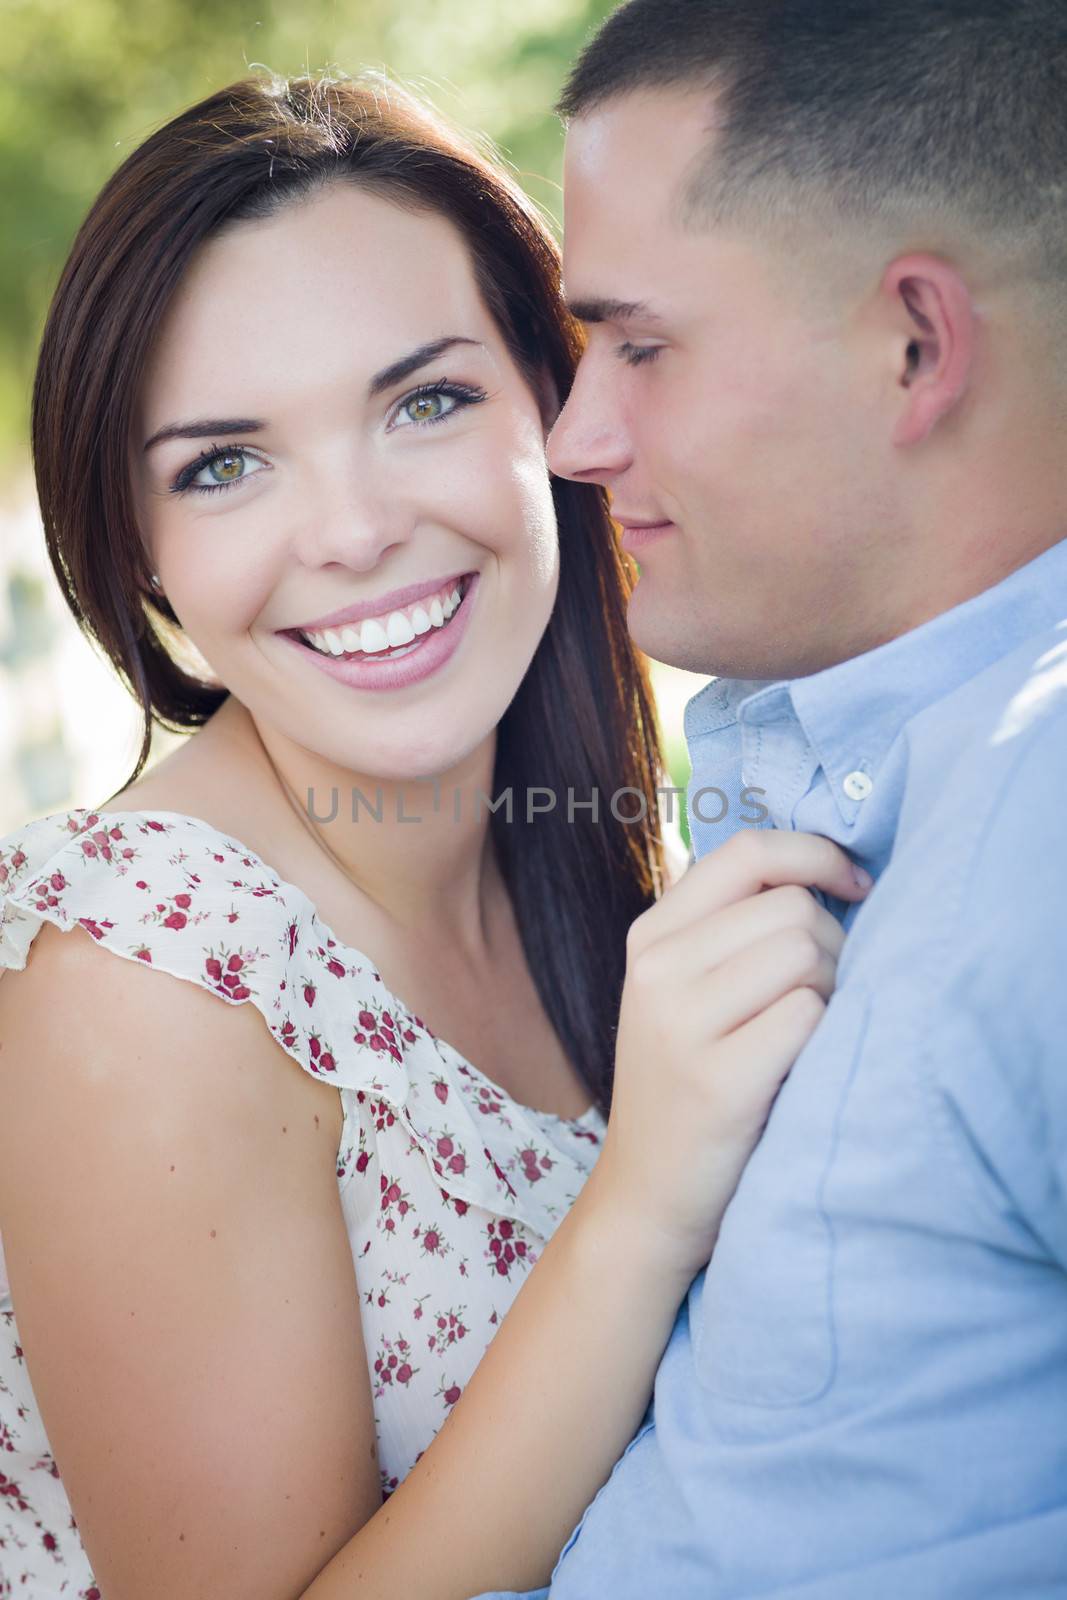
[{"left": 546, "top": 363, "right": 633, "bottom": 484}]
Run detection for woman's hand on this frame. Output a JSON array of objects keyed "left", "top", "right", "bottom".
[{"left": 597, "top": 829, "right": 872, "bottom": 1281}]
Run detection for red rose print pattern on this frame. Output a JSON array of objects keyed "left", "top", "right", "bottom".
[{"left": 0, "top": 806, "right": 605, "bottom": 1590}]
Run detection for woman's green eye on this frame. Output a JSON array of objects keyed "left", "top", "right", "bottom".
[
  {"left": 208, "top": 451, "right": 245, "bottom": 482},
  {"left": 389, "top": 381, "right": 486, "bottom": 433},
  {"left": 405, "top": 393, "right": 444, "bottom": 423}
]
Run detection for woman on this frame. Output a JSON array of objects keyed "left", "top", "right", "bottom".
[{"left": 0, "top": 69, "right": 867, "bottom": 1599}]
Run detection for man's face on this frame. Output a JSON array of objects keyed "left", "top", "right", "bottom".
[{"left": 549, "top": 87, "right": 903, "bottom": 680}]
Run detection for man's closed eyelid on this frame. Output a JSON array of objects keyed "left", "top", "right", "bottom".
[{"left": 616, "top": 342, "right": 664, "bottom": 367}]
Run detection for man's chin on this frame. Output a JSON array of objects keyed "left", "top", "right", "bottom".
[{"left": 625, "top": 597, "right": 714, "bottom": 676}]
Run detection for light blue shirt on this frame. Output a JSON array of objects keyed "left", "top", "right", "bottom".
[{"left": 475, "top": 538, "right": 1067, "bottom": 1599}]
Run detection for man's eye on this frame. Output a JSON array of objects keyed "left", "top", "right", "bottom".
[{"left": 616, "top": 343, "right": 663, "bottom": 368}]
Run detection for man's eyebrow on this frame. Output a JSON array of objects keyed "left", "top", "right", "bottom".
[
  {"left": 565, "top": 297, "right": 664, "bottom": 327},
  {"left": 142, "top": 336, "right": 485, "bottom": 452}
]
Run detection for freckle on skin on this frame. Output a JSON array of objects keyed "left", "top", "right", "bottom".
[
  {"left": 282, "top": 1125, "right": 287, "bottom": 1133},
  {"left": 170, "top": 1165, "right": 175, "bottom": 1172},
  {"left": 210, "top": 1229, "right": 216, "bottom": 1238},
  {"left": 314, "top": 1114, "right": 319, "bottom": 1129}
]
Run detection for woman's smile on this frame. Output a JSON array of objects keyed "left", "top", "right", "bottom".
[{"left": 276, "top": 570, "right": 480, "bottom": 692}]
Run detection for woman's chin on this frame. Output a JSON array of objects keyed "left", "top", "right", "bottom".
[{"left": 281, "top": 719, "right": 500, "bottom": 791}]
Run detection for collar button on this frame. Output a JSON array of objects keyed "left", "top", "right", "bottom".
[{"left": 843, "top": 770, "right": 873, "bottom": 802}]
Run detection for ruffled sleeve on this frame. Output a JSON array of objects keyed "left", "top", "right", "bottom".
[{"left": 0, "top": 807, "right": 603, "bottom": 1240}]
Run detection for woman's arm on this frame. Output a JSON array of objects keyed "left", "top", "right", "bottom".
[
  {"left": 301, "top": 830, "right": 871, "bottom": 1599},
  {"left": 303, "top": 1160, "right": 690, "bottom": 1600},
  {"left": 0, "top": 919, "right": 383, "bottom": 1600}
]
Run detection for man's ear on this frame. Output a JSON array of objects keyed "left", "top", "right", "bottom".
[{"left": 883, "top": 253, "right": 976, "bottom": 447}]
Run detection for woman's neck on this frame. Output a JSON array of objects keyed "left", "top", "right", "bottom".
[{"left": 228, "top": 695, "right": 505, "bottom": 962}]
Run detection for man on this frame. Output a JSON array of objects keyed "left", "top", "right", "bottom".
[{"left": 476, "top": 1, "right": 1067, "bottom": 1594}]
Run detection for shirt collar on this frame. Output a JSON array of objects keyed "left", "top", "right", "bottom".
[{"left": 684, "top": 536, "right": 1067, "bottom": 830}]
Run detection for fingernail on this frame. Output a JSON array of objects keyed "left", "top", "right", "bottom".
[{"left": 852, "top": 865, "right": 874, "bottom": 890}]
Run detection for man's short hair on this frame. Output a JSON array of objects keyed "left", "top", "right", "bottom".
[{"left": 557, "top": 0, "right": 1067, "bottom": 297}]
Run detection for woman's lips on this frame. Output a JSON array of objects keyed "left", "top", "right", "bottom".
[
  {"left": 617, "top": 521, "right": 675, "bottom": 553},
  {"left": 277, "top": 571, "right": 479, "bottom": 692}
]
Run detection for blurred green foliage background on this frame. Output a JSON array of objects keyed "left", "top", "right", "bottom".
[
  {"left": 0, "top": 0, "right": 618, "bottom": 475},
  {"left": 0, "top": 0, "right": 698, "bottom": 840}
]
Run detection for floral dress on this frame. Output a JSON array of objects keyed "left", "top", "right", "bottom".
[{"left": 0, "top": 807, "right": 606, "bottom": 1598}]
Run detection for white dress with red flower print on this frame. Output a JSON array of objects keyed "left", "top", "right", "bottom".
[{"left": 0, "top": 807, "right": 606, "bottom": 1598}]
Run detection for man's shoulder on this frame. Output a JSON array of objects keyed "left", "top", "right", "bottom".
[
  {"left": 861, "top": 618, "right": 1067, "bottom": 980},
  {"left": 901, "top": 618, "right": 1067, "bottom": 952},
  {"left": 911, "top": 616, "right": 1067, "bottom": 815}
]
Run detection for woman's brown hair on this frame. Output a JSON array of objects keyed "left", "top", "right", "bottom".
[{"left": 30, "top": 67, "right": 669, "bottom": 1115}]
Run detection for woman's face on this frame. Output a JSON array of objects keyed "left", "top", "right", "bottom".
[{"left": 130, "top": 182, "right": 560, "bottom": 781}]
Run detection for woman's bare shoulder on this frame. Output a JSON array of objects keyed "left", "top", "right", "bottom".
[{"left": 0, "top": 909, "right": 334, "bottom": 1129}]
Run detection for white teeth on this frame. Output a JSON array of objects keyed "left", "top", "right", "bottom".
[
  {"left": 386, "top": 610, "right": 416, "bottom": 647},
  {"left": 299, "top": 576, "right": 469, "bottom": 657},
  {"left": 359, "top": 617, "right": 390, "bottom": 654}
]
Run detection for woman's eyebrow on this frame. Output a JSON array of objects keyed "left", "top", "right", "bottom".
[
  {"left": 143, "top": 414, "right": 265, "bottom": 452},
  {"left": 142, "top": 336, "right": 485, "bottom": 452},
  {"left": 367, "top": 335, "right": 483, "bottom": 398}
]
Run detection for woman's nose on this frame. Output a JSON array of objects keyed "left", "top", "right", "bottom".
[{"left": 289, "top": 465, "right": 414, "bottom": 574}]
